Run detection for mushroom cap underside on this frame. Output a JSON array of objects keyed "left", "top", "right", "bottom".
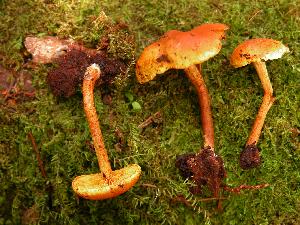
[
  {"left": 136, "top": 23, "right": 229, "bottom": 84},
  {"left": 230, "top": 38, "right": 289, "bottom": 68},
  {"left": 72, "top": 164, "right": 141, "bottom": 200}
]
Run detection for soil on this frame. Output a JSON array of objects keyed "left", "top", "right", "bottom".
[
  {"left": 176, "top": 146, "right": 269, "bottom": 205},
  {"left": 175, "top": 147, "right": 226, "bottom": 197},
  {"left": 239, "top": 143, "right": 261, "bottom": 169},
  {"left": 47, "top": 45, "right": 126, "bottom": 97}
]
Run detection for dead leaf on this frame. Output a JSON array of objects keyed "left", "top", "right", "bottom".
[
  {"left": 0, "top": 65, "right": 35, "bottom": 101},
  {"left": 24, "top": 36, "right": 74, "bottom": 64},
  {"left": 21, "top": 204, "right": 39, "bottom": 225}
]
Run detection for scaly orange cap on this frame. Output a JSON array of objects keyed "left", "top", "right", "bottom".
[
  {"left": 230, "top": 38, "right": 289, "bottom": 68},
  {"left": 136, "top": 23, "right": 229, "bottom": 83}
]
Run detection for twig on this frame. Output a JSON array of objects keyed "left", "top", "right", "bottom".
[
  {"left": 28, "top": 132, "right": 53, "bottom": 209},
  {"left": 138, "top": 111, "right": 162, "bottom": 129},
  {"left": 224, "top": 183, "right": 270, "bottom": 194},
  {"left": 172, "top": 195, "right": 227, "bottom": 208},
  {"left": 27, "top": 132, "right": 47, "bottom": 178},
  {"left": 197, "top": 196, "right": 228, "bottom": 202},
  {"left": 140, "top": 183, "right": 158, "bottom": 188},
  {"left": 171, "top": 195, "right": 191, "bottom": 207},
  {"left": 249, "top": 9, "right": 262, "bottom": 22}
]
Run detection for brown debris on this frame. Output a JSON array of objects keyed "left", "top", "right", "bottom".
[
  {"left": 98, "top": 36, "right": 110, "bottom": 51},
  {"left": 176, "top": 147, "right": 226, "bottom": 198},
  {"left": 171, "top": 195, "right": 191, "bottom": 207},
  {"left": 28, "top": 132, "right": 47, "bottom": 178},
  {"left": 102, "top": 93, "right": 113, "bottom": 105},
  {"left": 24, "top": 36, "right": 128, "bottom": 98},
  {"left": 114, "top": 127, "right": 125, "bottom": 152},
  {"left": 156, "top": 54, "right": 171, "bottom": 63},
  {"left": 290, "top": 128, "right": 300, "bottom": 137},
  {"left": 240, "top": 142, "right": 261, "bottom": 170},
  {"left": 85, "top": 140, "right": 96, "bottom": 153},
  {"left": 27, "top": 132, "right": 54, "bottom": 209},
  {"left": 24, "top": 36, "right": 74, "bottom": 64},
  {"left": 0, "top": 65, "right": 35, "bottom": 102},
  {"left": 224, "top": 183, "right": 269, "bottom": 194},
  {"left": 47, "top": 45, "right": 126, "bottom": 97},
  {"left": 138, "top": 111, "right": 163, "bottom": 129},
  {"left": 97, "top": 21, "right": 130, "bottom": 51},
  {"left": 171, "top": 194, "right": 227, "bottom": 210},
  {"left": 21, "top": 205, "right": 39, "bottom": 225},
  {"left": 176, "top": 146, "right": 269, "bottom": 207},
  {"left": 140, "top": 183, "right": 158, "bottom": 189}
]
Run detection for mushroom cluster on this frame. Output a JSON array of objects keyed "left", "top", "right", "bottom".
[
  {"left": 135, "top": 24, "right": 289, "bottom": 199},
  {"left": 39, "top": 23, "right": 289, "bottom": 202}
]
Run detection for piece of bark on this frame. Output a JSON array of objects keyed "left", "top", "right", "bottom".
[{"left": 24, "top": 36, "right": 74, "bottom": 64}]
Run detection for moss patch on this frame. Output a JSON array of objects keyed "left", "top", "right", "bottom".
[{"left": 0, "top": 0, "right": 299, "bottom": 224}]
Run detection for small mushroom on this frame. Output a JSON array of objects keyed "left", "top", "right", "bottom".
[
  {"left": 136, "top": 24, "right": 229, "bottom": 197},
  {"left": 230, "top": 38, "right": 289, "bottom": 169},
  {"left": 72, "top": 64, "right": 141, "bottom": 200}
]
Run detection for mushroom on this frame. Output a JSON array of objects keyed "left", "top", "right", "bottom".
[
  {"left": 72, "top": 64, "right": 141, "bottom": 200},
  {"left": 136, "top": 24, "right": 228, "bottom": 197},
  {"left": 230, "top": 38, "right": 289, "bottom": 169}
]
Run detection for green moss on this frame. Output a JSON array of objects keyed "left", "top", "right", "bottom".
[{"left": 0, "top": 0, "right": 299, "bottom": 224}]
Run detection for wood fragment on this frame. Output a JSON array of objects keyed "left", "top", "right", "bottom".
[
  {"left": 224, "top": 183, "right": 270, "bottom": 194},
  {"left": 140, "top": 183, "right": 158, "bottom": 188},
  {"left": 27, "top": 132, "right": 47, "bottom": 178},
  {"left": 171, "top": 194, "right": 227, "bottom": 208},
  {"left": 138, "top": 111, "right": 162, "bottom": 129},
  {"left": 249, "top": 9, "right": 262, "bottom": 22},
  {"left": 171, "top": 195, "right": 191, "bottom": 207}
]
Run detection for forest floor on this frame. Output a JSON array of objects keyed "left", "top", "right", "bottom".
[{"left": 0, "top": 0, "right": 299, "bottom": 224}]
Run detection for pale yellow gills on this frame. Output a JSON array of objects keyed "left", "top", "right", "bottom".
[{"left": 72, "top": 164, "right": 141, "bottom": 200}]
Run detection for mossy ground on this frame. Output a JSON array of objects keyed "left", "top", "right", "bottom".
[{"left": 0, "top": 0, "right": 299, "bottom": 224}]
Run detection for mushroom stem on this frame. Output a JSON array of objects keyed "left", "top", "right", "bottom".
[
  {"left": 246, "top": 61, "right": 275, "bottom": 145},
  {"left": 83, "top": 64, "right": 113, "bottom": 178},
  {"left": 184, "top": 64, "right": 214, "bottom": 149}
]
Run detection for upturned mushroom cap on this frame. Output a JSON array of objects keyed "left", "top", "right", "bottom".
[
  {"left": 72, "top": 164, "right": 141, "bottom": 200},
  {"left": 230, "top": 38, "right": 289, "bottom": 68},
  {"left": 136, "top": 23, "right": 229, "bottom": 84}
]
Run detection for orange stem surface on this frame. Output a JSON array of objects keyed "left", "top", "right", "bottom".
[
  {"left": 184, "top": 64, "right": 214, "bottom": 149},
  {"left": 246, "top": 61, "right": 275, "bottom": 145},
  {"left": 82, "top": 64, "right": 113, "bottom": 177}
]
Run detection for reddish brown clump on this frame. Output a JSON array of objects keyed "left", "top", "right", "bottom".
[
  {"left": 239, "top": 142, "right": 261, "bottom": 169},
  {"left": 176, "top": 147, "right": 270, "bottom": 206},
  {"left": 176, "top": 147, "right": 226, "bottom": 197},
  {"left": 47, "top": 45, "right": 126, "bottom": 97},
  {"left": 175, "top": 153, "right": 196, "bottom": 179}
]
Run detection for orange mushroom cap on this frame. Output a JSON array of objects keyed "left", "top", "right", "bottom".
[
  {"left": 136, "top": 23, "right": 229, "bottom": 84},
  {"left": 230, "top": 38, "right": 289, "bottom": 68}
]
